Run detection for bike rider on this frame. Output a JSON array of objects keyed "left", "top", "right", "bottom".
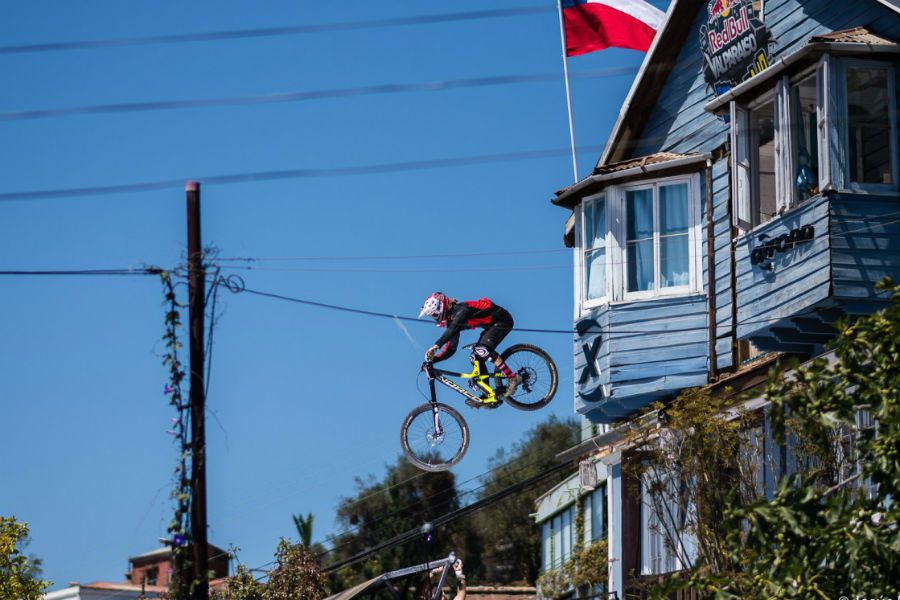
[{"left": 418, "top": 292, "right": 521, "bottom": 405}]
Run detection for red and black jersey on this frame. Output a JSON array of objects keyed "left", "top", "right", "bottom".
[{"left": 432, "top": 298, "right": 513, "bottom": 362}]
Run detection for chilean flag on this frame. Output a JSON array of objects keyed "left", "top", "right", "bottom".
[{"left": 562, "top": 0, "right": 665, "bottom": 56}]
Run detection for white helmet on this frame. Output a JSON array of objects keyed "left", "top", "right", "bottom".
[{"left": 418, "top": 292, "right": 449, "bottom": 325}]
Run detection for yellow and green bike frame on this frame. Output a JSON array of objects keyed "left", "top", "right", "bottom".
[{"left": 423, "top": 360, "right": 508, "bottom": 404}]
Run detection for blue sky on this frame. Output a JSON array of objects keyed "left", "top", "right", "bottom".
[{"left": 0, "top": 0, "right": 652, "bottom": 587}]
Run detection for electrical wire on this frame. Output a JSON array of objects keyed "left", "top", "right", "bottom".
[
  {"left": 216, "top": 248, "right": 569, "bottom": 263},
  {"left": 0, "top": 6, "right": 554, "bottom": 55},
  {"left": 320, "top": 460, "right": 572, "bottom": 573},
  {"left": 0, "top": 67, "right": 638, "bottom": 122},
  {"left": 0, "top": 268, "right": 163, "bottom": 276},
  {"left": 0, "top": 145, "right": 604, "bottom": 203}
]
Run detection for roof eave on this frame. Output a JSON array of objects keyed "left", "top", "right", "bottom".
[{"left": 552, "top": 153, "right": 710, "bottom": 209}]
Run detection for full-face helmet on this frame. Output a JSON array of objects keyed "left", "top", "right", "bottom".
[{"left": 418, "top": 292, "right": 450, "bottom": 325}]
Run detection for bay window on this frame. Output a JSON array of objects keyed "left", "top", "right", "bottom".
[
  {"left": 578, "top": 175, "right": 701, "bottom": 311},
  {"left": 731, "top": 55, "right": 898, "bottom": 235}
]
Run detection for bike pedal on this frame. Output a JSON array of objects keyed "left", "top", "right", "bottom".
[
  {"left": 479, "top": 398, "right": 503, "bottom": 410},
  {"left": 465, "top": 399, "right": 481, "bottom": 409}
]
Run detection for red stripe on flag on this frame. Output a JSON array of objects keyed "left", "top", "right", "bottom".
[{"left": 563, "top": 3, "right": 658, "bottom": 56}]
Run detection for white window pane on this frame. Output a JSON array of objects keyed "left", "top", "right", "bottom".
[
  {"left": 552, "top": 516, "right": 562, "bottom": 568},
  {"left": 626, "top": 189, "right": 654, "bottom": 240},
  {"left": 847, "top": 68, "right": 893, "bottom": 185},
  {"left": 592, "top": 198, "right": 606, "bottom": 248},
  {"left": 561, "top": 509, "right": 572, "bottom": 560},
  {"left": 754, "top": 101, "right": 777, "bottom": 224},
  {"left": 627, "top": 189, "right": 655, "bottom": 292},
  {"left": 542, "top": 523, "right": 552, "bottom": 571},
  {"left": 628, "top": 240, "right": 654, "bottom": 292},
  {"left": 591, "top": 487, "right": 605, "bottom": 540},
  {"left": 661, "top": 234, "right": 690, "bottom": 288},
  {"left": 659, "top": 184, "right": 690, "bottom": 288},
  {"left": 584, "top": 197, "right": 607, "bottom": 301},
  {"left": 584, "top": 203, "right": 594, "bottom": 247},
  {"left": 791, "top": 76, "right": 819, "bottom": 200},
  {"left": 659, "top": 184, "right": 688, "bottom": 234},
  {"left": 585, "top": 248, "right": 606, "bottom": 300}
]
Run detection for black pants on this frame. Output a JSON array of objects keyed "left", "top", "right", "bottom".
[{"left": 471, "top": 308, "right": 514, "bottom": 368}]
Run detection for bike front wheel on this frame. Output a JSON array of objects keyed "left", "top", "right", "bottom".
[
  {"left": 401, "top": 402, "right": 470, "bottom": 472},
  {"left": 500, "top": 344, "right": 558, "bottom": 411}
]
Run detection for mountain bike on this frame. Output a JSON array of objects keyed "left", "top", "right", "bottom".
[{"left": 400, "top": 343, "right": 557, "bottom": 472}]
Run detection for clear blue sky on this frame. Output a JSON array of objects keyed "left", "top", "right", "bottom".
[{"left": 0, "top": 0, "right": 652, "bottom": 588}]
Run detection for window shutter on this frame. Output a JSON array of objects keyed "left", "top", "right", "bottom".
[
  {"left": 774, "top": 77, "right": 792, "bottom": 213},
  {"left": 730, "top": 101, "right": 751, "bottom": 231}
]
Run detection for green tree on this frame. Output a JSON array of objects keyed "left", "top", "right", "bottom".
[
  {"left": 640, "top": 280, "right": 900, "bottom": 599},
  {"left": 292, "top": 513, "right": 314, "bottom": 547},
  {"left": 328, "top": 456, "right": 462, "bottom": 591},
  {"left": 0, "top": 517, "right": 51, "bottom": 600},
  {"left": 470, "top": 416, "right": 578, "bottom": 584},
  {"left": 265, "top": 540, "right": 328, "bottom": 600}
]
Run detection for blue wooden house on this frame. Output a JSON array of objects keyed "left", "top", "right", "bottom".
[{"left": 536, "top": 0, "right": 900, "bottom": 597}]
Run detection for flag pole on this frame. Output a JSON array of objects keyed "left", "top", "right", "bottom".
[{"left": 556, "top": 0, "right": 579, "bottom": 183}]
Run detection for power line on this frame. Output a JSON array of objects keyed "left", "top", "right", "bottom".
[
  {"left": 0, "top": 67, "right": 638, "bottom": 122},
  {"left": 321, "top": 459, "right": 572, "bottom": 573},
  {"left": 220, "top": 264, "right": 568, "bottom": 274},
  {"left": 0, "top": 6, "right": 553, "bottom": 55},
  {"left": 0, "top": 268, "right": 163, "bottom": 276},
  {"left": 0, "top": 145, "right": 603, "bottom": 203},
  {"left": 216, "top": 248, "right": 569, "bottom": 263}
]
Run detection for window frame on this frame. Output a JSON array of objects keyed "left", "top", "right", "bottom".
[
  {"left": 580, "top": 191, "right": 610, "bottom": 310},
  {"left": 617, "top": 174, "right": 703, "bottom": 302},
  {"left": 841, "top": 59, "right": 899, "bottom": 193},
  {"left": 577, "top": 173, "right": 703, "bottom": 314}
]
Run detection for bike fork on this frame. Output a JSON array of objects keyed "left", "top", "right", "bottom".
[{"left": 429, "top": 376, "right": 443, "bottom": 436}]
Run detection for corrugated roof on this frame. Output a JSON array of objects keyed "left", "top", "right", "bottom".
[
  {"left": 592, "top": 152, "right": 696, "bottom": 175},
  {"left": 810, "top": 26, "right": 896, "bottom": 44}
]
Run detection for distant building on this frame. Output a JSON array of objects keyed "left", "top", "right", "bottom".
[
  {"left": 538, "top": 0, "right": 900, "bottom": 597},
  {"left": 45, "top": 544, "right": 230, "bottom": 600}
]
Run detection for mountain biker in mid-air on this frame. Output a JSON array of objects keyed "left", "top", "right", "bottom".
[{"left": 418, "top": 292, "right": 521, "bottom": 406}]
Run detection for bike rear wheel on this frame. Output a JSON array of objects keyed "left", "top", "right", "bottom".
[
  {"left": 500, "top": 344, "right": 558, "bottom": 411},
  {"left": 401, "top": 402, "right": 469, "bottom": 472}
]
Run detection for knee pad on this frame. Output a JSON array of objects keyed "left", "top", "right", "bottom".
[{"left": 471, "top": 345, "right": 494, "bottom": 362}]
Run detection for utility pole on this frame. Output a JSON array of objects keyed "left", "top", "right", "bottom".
[{"left": 186, "top": 181, "right": 209, "bottom": 600}]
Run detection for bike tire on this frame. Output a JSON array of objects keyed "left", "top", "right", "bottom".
[
  {"left": 500, "top": 344, "right": 558, "bottom": 411},
  {"left": 401, "top": 402, "right": 470, "bottom": 472}
]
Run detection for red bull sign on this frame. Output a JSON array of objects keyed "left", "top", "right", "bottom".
[{"left": 699, "top": 0, "right": 774, "bottom": 95}]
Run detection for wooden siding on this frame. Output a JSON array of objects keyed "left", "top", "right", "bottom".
[
  {"left": 735, "top": 194, "right": 832, "bottom": 340},
  {"left": 632, "top": 8, "right": 728, "bottom": 158},
  {"left": 735, "top": 192, "right": 900, "bottom": 349},
  {"left": 830, "top": 194, "right": 900, "bottom": 301},
  {"left": 710, "top": 158, "right": 734, "bottom": 371},
  {"left": 576, "top": 295, "right": 709, "bottom": 424}
]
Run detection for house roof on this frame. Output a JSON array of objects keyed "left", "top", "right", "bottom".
[
  {"left": 810, "top": 26, "right": 896, "bottom": 44},
  {"left": 552, "top": 151, "right": 708, "bottom": 208}
]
